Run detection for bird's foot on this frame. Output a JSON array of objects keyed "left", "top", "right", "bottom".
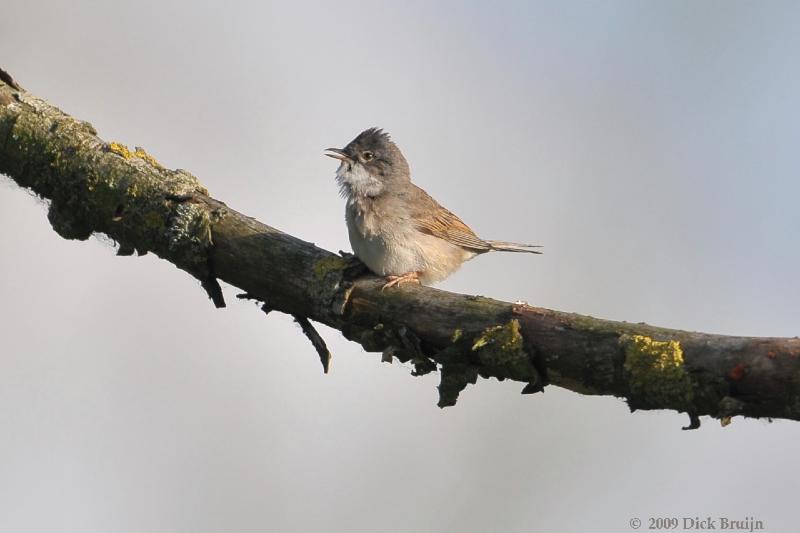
[{"left": 382, "top": 272, "right": 421, "bottom": 291}]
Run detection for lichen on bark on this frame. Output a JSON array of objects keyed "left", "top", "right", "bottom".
[
  {"left": 471, "top": 319, "right": 537, "bottom": 381},
  {"left": 0, "top": 84, "right": 217, "bottom": 301},
  {"left": 623, "top": 334, "right": 694, "bottom": 410},
  {"left": 435, "top": 319, "right": 539, "bottom": 407}
]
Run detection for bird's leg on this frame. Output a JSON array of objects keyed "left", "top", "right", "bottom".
[{"left": 382, "top": 271, "right": 421, "bottom": 290}]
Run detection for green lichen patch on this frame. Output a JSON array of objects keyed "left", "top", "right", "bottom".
[
  {"left": 436, "top": 318, "right": 539, "bottom": 406},
  {"left": 623, "top": 335, "right": 694, "bottom": 409},
  {"left": 471, "top": 319, "right": 537, "bottom": 381},
  {"left": 313, "top": 255, "right": 348, "bottom": 281}
]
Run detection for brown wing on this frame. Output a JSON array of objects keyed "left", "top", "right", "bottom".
[{"left": 406, "top": 185, "right": 491, "bottom": 252}]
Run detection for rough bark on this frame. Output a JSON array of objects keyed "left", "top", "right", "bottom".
[{"left": 2, "top": 71, "right": 799, "bottom": 427}]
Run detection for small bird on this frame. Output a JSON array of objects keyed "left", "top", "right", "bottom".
[{"left": 326, "top": 128, "right": 541, "bottom": 288}]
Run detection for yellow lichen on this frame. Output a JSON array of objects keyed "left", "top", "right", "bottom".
[
  {"left": 470, "top": 319, "right": 536, "bottom": 381},
  {"left": 133, "top": 146, "right": 162, "bottom": 168},
  {"left": 108, "top": 142, "right": 162, "bottom": 168},
  {"left": 472, "top": 319, "right": 522, "bottom": 354},
  {"left": 623, "top": 335, "right": 694, "bottom": 408},
  {"left": 108, "top": 141, "right": 133, "bottom": 159}
]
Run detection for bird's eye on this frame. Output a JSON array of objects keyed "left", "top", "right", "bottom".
[{"left": 362, "top": 151, "right": 374, "bottom": 161}]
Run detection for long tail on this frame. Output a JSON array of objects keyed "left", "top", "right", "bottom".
[{"left": 486, "top": 240, "right": 543, "bottom": 254}]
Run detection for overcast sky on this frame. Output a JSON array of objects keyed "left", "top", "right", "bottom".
[{"left": 2, "top": 1, "right": 799, "bottom": 532}]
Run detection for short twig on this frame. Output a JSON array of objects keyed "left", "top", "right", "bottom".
[
  {"left": 201, "top": 252, "right": 226, "bottom": 308},
  {"left": 293, "top": 315, "right": 332, "bottom": 373},
  {"left": 201, "top": 276, "right": 226, "bottom": 308}
]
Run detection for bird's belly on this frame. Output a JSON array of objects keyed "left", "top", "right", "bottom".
[
  {"left": 348, "top": 224, "right": 417, "bottom": 276},
  {"left": 348, "top": 220, "right": 475, "bottom": 283}
]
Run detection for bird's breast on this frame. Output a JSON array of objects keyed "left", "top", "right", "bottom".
[
  {"left": 345, "top": 198, "right": 381, "bottom": 239},
  {"left": 346, "top": 200, "right": 390, "bottom": 274}
]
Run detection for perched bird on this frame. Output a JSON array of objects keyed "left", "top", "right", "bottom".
[{"left": 326, "top": 128, "right": 541, "bottom": 288}]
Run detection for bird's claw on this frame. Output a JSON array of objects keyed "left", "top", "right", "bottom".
[{"left": 381, "top": 272, "right": 421, "bottom": 291}]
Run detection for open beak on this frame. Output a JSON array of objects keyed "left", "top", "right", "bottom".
[{"left": 324, "top": 147, "right": 351, "bottom": 162}]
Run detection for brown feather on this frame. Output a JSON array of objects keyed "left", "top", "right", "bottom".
[{"left": 406, "top": 185, "right": 491, "bottom": 252}]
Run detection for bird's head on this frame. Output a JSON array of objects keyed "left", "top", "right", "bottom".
[{"left": 326, "top": 128, "right": 410, "bottom": 198}]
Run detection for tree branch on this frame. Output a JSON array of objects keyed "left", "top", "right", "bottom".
[{"left": 2, "top": 71, "right": 798, "bottom": 427}]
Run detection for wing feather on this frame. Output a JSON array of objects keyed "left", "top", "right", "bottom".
[{"left": 406, "top": 185, "right": 490, "bottom": 252}]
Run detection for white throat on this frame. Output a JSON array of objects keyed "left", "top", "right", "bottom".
[{"left": 336, "top": 163, "right": 384, "bottom": 199}]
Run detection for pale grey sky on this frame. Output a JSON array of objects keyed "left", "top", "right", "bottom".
[{"left": 1, "top": 1, "right": 799, "bottom": 532}]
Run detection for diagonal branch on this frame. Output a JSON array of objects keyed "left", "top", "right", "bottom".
[{"left": 1, "top": 71, "right": 799, "bottom": 427}]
